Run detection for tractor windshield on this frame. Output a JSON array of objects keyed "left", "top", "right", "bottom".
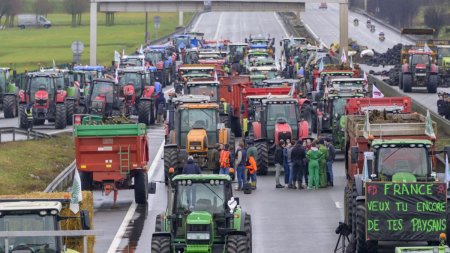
[
  {"left": 0, "top": 213, "right": 58, "bottom": 252},
  {"left": 175, "top": 37, "right": 190, "bottom": 49},
  {"left": 91, "top": 82, "right": 114, "bottom": 103},
  {"left": 331, "top": 98, "right": 346, "bottom": 116},
  {"left": 174, "top": 182, "right": 225, "bottom": 214},
  {"left": 119, "top": 72, "right": 142, "bottom": 96},
  {"left": 54, "top": 76, "right": 65, "bottom": 89},
  {"left": 188, "top": 85, "right": 218, "bottom": 101},
  {"left": 377, "top": 147, "right": 428, "bottom": 177},
  {"left": 145, "top": 51, "right": 163, "bottom": 64},
  {"left": 267, "top": 103, "right": 298, "bottom": 125},
  {"left": 411, "top": 54, "right": 431, "bottom": 65},
  {"left": 181, "top": 109, "right": 216, "bottom": 132},
  {"left": 29, "top": 76, "right": 54, "bottom": 102},
  {"left": 251, "top": 40, "right": 269, "bottom": 47},
  {"left": 230, "top": 45, "right": 245, "bottom": 54},
  {"left": 250, "top": 69, "right": 277, "bottom": 79}
]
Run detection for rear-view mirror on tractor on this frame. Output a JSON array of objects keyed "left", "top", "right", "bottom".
[{"left": 148, "top": 182, "right": 157, "bottom": 194}]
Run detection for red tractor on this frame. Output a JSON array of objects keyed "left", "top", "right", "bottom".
[
  {"left": 400, "top": 49, "right": 439, "bottom": 93},
  {"left": 18, "top": 72, "right": 70, "bottom": 129},
  {"left": 118, "top": 67, "right": 156, "bottom": 125},
  {"left": 85, "top": 78, "right": 125, "bottom": 117}
]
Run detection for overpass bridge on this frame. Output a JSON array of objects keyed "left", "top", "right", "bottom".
[{"left": 89, "top": 0, "right": 349, "bottom": 65}]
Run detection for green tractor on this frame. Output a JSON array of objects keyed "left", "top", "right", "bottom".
[
  {"left": 0, "top": 67, "right": 19, "bottom": 118},
  {"left": 150, "top": 174, "right": 252, "bottom": 253},
  {"left": 437, "top": 45, "right": 450, "bottom": 87}
]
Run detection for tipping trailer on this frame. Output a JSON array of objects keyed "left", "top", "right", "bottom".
[{"left": 74, "top": 120, "right": 149, "bottom": 205}]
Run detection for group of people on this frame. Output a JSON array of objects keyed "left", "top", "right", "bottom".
[
  {"left": 437, "top": 92, "right": 450, "bottom": 120},
  {"left": 274, "top": 137, "right": 335, "bottom": 190}
]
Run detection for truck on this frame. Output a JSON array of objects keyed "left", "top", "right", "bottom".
[
  {"left": 343, "top": 110, "right": 450, "bottom": 253},
  {"left": 74, "top": 120, "right": 149, "bottom": 205},
  {"left": 150, "top": 174, "right": 252, "bottom": 253},
  {"left": 17, "top": 14, "right": 51, "bottom": 29}
]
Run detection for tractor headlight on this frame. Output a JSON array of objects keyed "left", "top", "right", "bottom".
[{"left": 187, "top": 233, "right": 211, "bottom": 240}]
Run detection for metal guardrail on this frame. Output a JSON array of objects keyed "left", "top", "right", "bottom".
[
  {"left": 44, "top": 160, "right": 77, "bottom": 193},
  {"left": 0, "top": 230, "right": 102, "bottom": 253},
  {"left": 0, "top": 127, "right": 51, "bottom": 143}
]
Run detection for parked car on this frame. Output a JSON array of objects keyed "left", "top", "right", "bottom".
[{"left": 17, "top": 14, "right": 51, "bottom": 29}]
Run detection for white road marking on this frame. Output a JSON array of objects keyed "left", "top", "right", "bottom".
[
  {"left": 191, "top": 13, "right": 204, "bottom": 32},
  {"left": 335, "top": 201, "right": 343, "bottom": 209},
  {"left": 273, "top": 12, "right": 289, "bottom": 38},
  {"left": 214, "top": 13, "right": 224, "bottom": 40},
  {"left": 106, "top": 140, "right": 165, "bottom": 253}
]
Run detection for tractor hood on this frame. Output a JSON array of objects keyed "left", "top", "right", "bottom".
[
  {"left": 187, "top": 211, "right": 213, "bottom": 225},
  {"left": 187, "top": 128, "right": 208, "bottom": 152},
  {"left": 275, "top": 120, "right": 292, "bottom": 144}
]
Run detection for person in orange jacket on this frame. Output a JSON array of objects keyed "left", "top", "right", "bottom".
[{"left": 246, "top": 154, "right": 257, "bottom": 190}]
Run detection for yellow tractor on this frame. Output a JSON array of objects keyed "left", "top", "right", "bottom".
[{"left": 164, "top": 95, "right": 235, "bottom": 181}]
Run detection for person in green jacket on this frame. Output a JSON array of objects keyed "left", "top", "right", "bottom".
[
  {"left": 318, "top": 138, "right": 329, "bottom": 188},
  {"left": 306, "top": 142, "right": 324, "bottom": 190}
]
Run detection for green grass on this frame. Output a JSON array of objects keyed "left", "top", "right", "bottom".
[
  {"left": 0, "top": 12, "right": 193, "bottom": 72},
  {"left": 0, "top": 134, "right": 75, "bottom": 195}
]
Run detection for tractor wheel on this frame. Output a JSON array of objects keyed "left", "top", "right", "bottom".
[
  {"left": 344, "top": 185, "right": 353, "bottom": 232},
  {"left": 427, "top": 75, "right": 438, "bottom": 93},
  {"left": 402, "top": 74, "right": 412, "bottom": 93},
  {"left": 244, "top": 214, "right": 252, "bottom": 253},
  {"left": 255, "top": 141, "right": 269, "bottom": 175},
  {"left": 151, "top": 236, "right": 171, "bottom": 253},
  {"left": 155, "top": 214, "right": 162, "bottom": 232},
  {"left": 398, "top": 72, "right": 403, "bottom": 89},
  {"left": 19, "top": 104, "right": 28, "bottom": 129},
  {"left": 79, "top": 171, "right": 93, "bottom": 191},
  {"left": 226, "top": 234, "right": 248, "bottom": 253},
  {"left": 55, "top": 103, "right": 67, "bottom": 129},
  {"left": 134, "top": 170, "right": 148, "bottom": 204},
  {"left": 356, "top": 203, "right": 378, "bottom": 253},
  {"left": 138, "top": 100, "right": 152, "bottom": 126},
  {"left": 3, "top": 95, "right": 17, "bottom": 118},
  {"left": 65, "top": 99, "right": 75, "bottom": 125},
  {"left": 164, "top": 147, "right": 178, "bottom": 184}
]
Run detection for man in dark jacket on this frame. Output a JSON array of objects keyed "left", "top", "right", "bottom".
[
  {"left": 325, "top": 137, "right": 336, "bottom": 187},
  {"left": 291, "top": 140, "right": 306, "bottom": 189},
  {"left": 274, "top": 140, "right": 285, "bottom": 188},
  {"left": 156, "top": 91, "right": 166, "bottom": 123},
  {"left": 182, "top": 156, "right": 202, "bottom": 174}
]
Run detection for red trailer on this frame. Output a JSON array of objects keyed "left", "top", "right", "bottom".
[
  {"left": 74, "top": 122, "right": 149, "bottom": 205},
  {"left": 345, "top": 96, "right": 411, "bottom": 115}
]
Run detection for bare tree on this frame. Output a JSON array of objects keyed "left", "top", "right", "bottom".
[
  {"left": 424, "top": 6, "right": 446, "bottom": 37},
  {"left": 0, "top": 0, "right": 22, "bottom": 27},
  {"left": 64, "top": 0, "right": 89, "bottom": 27},
  {"left": 35, "top": 0, "right": 53, "bottom": 17}
]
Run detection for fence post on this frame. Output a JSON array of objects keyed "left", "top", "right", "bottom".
[{"left": 13, "top": 129, "right": 16, "bottom": 141}]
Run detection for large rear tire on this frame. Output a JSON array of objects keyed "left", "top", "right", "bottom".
[
  {"left": 134, "top": 170, "right": 148, "bottom": 204},
  {"left": 138, "top": 100, "right": 153, "bottom": 126},
  {"left": 255, "top": 141, "right": 269, "bottom": 175},
  {"left": 402, "top": 74, "right": 412, "bottom": 93},
  {"left": 344, "top": 186, "right": 353, "bottom": 232},
  {"left": 164, "top": 147, "right": 178, "bottom": 184},
  {"left": 427, "top": 75, "right": 438, "bottom": 93},
  {"left": 244, "top": 214, "right": 252, "bottom": 253},
  {"left": 79, "top": 171, "right": 93, "bottom": 191},
  {"left": 19, "top": 104, "right": 28, "bottom": 129},
  {"left": 3, "top": 95, "right": 17, "bottom": 118},
  {"left": 151, "top": 236, "right": 171, "bottom": 253},
  {"left": 55, "top": 103, "right": 67, "bottom": 129},
  {"left": 356, "top": 203, "right": 378, "bottom": 253},
  {"left": 226, "top": 234, "right": 248, "bottom": 253},
  {"left": 66, "top": 99, "right": 75, "bottom": 125}
]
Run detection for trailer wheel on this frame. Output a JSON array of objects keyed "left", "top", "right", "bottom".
[
  {"left": 151, "top": 235, "right": 171, "bottom": 253},
  {"left": 55, "top": 103, "right": 67, "bottom": 129},
  {"left": 244, "top": 214, "right": 252, "bottom": 253},
  {"left": 138, "top": 100, "right": 152, "bottom": 126},
  {"left": 3, "top": 95, "right": 17, "bottom": 118},
  {"left": 79, "top": 171, "right": 93, "bottom": 191},
  {"left": 255, "top": 141, "right": 269, "bottom": 175},
  {"left": 427, "top": 75, "right": 438, "bottom": 93},
  {"left": 344, "top": 186, "right": 353, "bottom": 232},
  {"left": 226, "top": 234, "right": 248, "bottom": 253},
  {"left": 19, "top": 104, "right": 28, "bottom": 129},
  {"left": 134, "top": 170, "right": 148, "bottom": 204},
  {"left": 164, "top": 147, "right": 178, "bottom": 184},
  {"left": 66, "top": 99, "right": 75, "bottom": 125},
  {"left": 356, "top": 203, "right": 378, "bottom": 253},
  {"left": 402, "top": 74, "right": 412, "bottom": 93}
]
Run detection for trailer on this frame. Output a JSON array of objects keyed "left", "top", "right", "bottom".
[{"left": 74, "top": 120, "right": 149, "bottom": 205}]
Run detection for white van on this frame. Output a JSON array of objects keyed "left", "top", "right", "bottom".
[{"left": 17, "top": 14, "right": 52, "bottom": 29}]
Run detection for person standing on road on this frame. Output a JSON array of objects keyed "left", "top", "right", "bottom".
[
  {"left": 234, "top": 141, "right": 247, "bottom": 191},
  {"left": 325, "top": 137, "right": 336, "bottom": 187},
  {"left": 291, "top": 140, "right": 306, "bottom": 189},
  {"left": 283, "top": 140, "right": 291, "bottom": 186},
  {"left": 286, "top": 140, "right": 296, "bottom": 189},
  {"left": 306, "top": 142, "right": 324, "bottom": 190},
  {"left": 219, "top": 144, "right": 231, "bottom": 175},
  {"left": 246, "top": 152, "right": 258, "bottom": 190},
  {"left": 156, "top": 90, "right": 166, "bottom": 124},
  {"left": 246, "top": 139, "right": 258, "bottom": 182},
  {"left": 208, "top": 143, "right": 221, "bottom": 174},
  {"left": 318, "top": 139, "right": 329, "bottom": 188},
  {"left": 274, "top": 140, "right": 285, "bottom": 188},
  {"left": 182, "top": 156, "right": 202, "bottom": 174}
]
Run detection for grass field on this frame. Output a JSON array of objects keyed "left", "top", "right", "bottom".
[
  {"left": 0, "top": 134, "right": 75, "bottom": 195},
  {"left": 0, "top": 12, "right": 193, "bottom": 72}
]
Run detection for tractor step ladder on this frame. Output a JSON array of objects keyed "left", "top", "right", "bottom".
[{"left": 119, "top": 145, "right": 130, "bottom": 175}]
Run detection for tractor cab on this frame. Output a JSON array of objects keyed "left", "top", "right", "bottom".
[
  {"left": 228, "top": 42, "right": 248, "bottom": 63},
  {"left": 184, "top": 49, "right": 200, "bottom": 64},
  {"left": 177, "top": 66, "right": 217, "bottom": 92},
  {"left": 249, "top": 66, "right": 279, "bottom": 85},
  {"left": 87, "top": 78, "right": 123, "bottom": 117},
  {"left": 261, "top": 78, "right": 299, "bottom": 88},
  {"left": 173, "top": 35, "right": 192, "bottom": 52},
  {"left": 118, "top": 67, "right": 153, "bottom": 97},
  {"left": 408, "top": 50, "right": 432, "bottom": 75},
  {"left": 280, "top": 37, "right": 307, "bottom": 53},
  {"left": 24, "top": 72, "right": 57, "bottom": 108},
  {"left": 186, "top": 81, "right": 219, "bottom": 102},
  {"left": 120, "top": 54, "right": 145, "bottom": 68},
  {"left": 0, "top": 68, "right": 15, "bottom": 104}
]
